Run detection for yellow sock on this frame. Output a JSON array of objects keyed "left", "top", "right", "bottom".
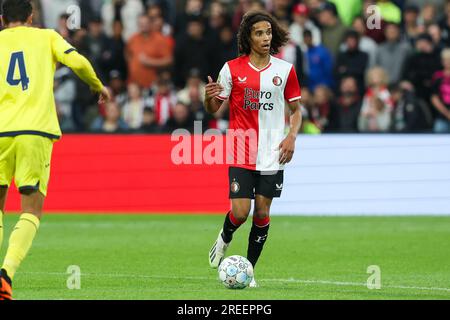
[
  {"left": 2, "top": 213, "right": 40, "bottom": 280},
  {"left": 0, "top": 210, "right": 3, "bottom": 251}
]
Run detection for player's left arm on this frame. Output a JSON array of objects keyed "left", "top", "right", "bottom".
[
  {"left": 50, "top": 30, "right": 111, "bottom": 103},
  {"left": 279, "top": 100, "right": 302, "bottom": 165},
  {"left": 279, "top": 65, "right": 303, "bottom": 165},
  {"left": 64, "top": 53, "right": 111, "bottom": 103}
]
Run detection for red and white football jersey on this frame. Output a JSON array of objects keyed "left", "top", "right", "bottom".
[{"left": 217, "top": 55, "right": 301, "bottom": 171}]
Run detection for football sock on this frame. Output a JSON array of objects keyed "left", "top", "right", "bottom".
[
  {"left": 247, "top": 216, "right": 270, "bottom": 268},
  {"left": 0, "top": 210, "right": 3, "bottom": 250},
  {"left": 221, "top": 211, "right": 245, "bottom": 243},
  {"left": 2, "top": 213, "right": 40, "bottom": 280}
]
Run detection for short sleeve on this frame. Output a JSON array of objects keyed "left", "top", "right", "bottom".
[
  {"left": 49, "top": 30, "right": 76, "bottom": 64},
  {"left": 216, "top": 63, "right": 233, "bottom": 101},
  {"left": 284, "top": 66, "right": 302, "bottom": 102}
]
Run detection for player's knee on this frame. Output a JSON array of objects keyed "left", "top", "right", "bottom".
[
  {"left": 232, "top": 206, "right": 250, "bottom": 223},
  {"left": 253, "top": 208, "right": 270, "bottom": 220},
  {"left": 20, "top": 190, "right": 45, "bottom": 218},
  {"left": 232, "top": 211, "right": 249, "bottom": 224},
  {"left": 231, "top": 201, "right": 251, "bottom": 223}
]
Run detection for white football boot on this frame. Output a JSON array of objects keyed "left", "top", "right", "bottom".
[{"left": 209, "top": 229, "right": 229, "bottom": 268}]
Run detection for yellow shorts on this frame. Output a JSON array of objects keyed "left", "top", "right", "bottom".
[{"left": 0, "top": 135, "right": 54, "bottom": 196}]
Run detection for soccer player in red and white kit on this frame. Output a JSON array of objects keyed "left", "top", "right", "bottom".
[{"left": 205, "top": 10, "right": 302, "bottom": 287}]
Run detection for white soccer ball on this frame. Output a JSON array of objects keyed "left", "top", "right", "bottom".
[{"left": 218, "top": 255, "right": 254, "bottom": 289}]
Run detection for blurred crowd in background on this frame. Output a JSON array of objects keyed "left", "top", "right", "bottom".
[{"left": 7, "top": 0, "right": 450, "bottom": 134}]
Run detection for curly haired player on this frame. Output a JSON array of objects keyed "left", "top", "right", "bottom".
[{"left": 205, "top": 10, "right": 302, "bottom": 287}]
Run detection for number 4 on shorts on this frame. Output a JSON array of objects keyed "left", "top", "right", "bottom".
[{"left": 7, "top": 51, "right": 30, "bottom": 91}]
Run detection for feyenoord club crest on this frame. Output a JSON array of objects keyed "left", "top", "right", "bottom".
[
  {"left": 231, "top": 179, "right": 240, "bottom": 193},
  {"left": 273, "top": 76, "right": 282, "bottom": 86}
]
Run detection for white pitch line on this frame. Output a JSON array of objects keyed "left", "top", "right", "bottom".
[
  {"left": 21, "top": 272, "right": 450, "bottom": 293},
  {"left": 261, "top": 278, "right": 450, "bottom": 293}
]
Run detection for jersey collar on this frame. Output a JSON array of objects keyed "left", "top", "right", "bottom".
[{"left": 247, "top": 55, "right": 272, "bottom": 73}]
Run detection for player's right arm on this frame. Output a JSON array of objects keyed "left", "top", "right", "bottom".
[
  {"left": 49, "top": 30, "right": 111, "bottom": 103},
  {"left": 204, "top": 63, "right": 232, "bottom": 114},
  {"left": 204, "top": 76, "right": 224, "bottom": 114}
]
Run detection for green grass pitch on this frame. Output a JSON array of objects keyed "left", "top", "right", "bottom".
[{"left": 1, "top": 214, "right": 450, "bottom": 300}]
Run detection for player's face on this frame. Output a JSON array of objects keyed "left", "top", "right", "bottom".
[{"left": 250, "top": 21, "right": 272, "bottom": 56}]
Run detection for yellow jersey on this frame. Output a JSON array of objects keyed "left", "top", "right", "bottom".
[{"left": 0, "top": 26, "right": 104, "bottom": 139}]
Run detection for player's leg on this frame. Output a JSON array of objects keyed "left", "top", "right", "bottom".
[
  {"left": 221, "top": 198, "right": 251, "bottom": 243},
  {"left": 0, "top": 187, "right": 7, "bottom": 250},
  {"left": 0, "top": 137, "right": 17, "bottom": 299},
  {"left": 209, "top": 198, "right": 252, "bottom": 268},
  {"left": 1, "top": 190, "right": 43, "bottom": 293},
  {"left": 0, "top": 137, "right": 15, "bottom": 251},
  {"left": 247, "top": 194, "right": 272, "bottom": 269},
  {"left": 222, "top": 167, "right": 256, "bottom": 242},
  {"left": 247, "top": 170, "right": 283, "bottom": 287},
  {"left": 209, "top": 167, "right": 255, "bottom": 268},
  {"left": 245, "top": 194, "right": 272, "bottom": 288},
  {"left": 0, "top": 186, "right": 7, "bottom": 239},
  {"left": 1, "top": 136, "right": 53, "bottom": 299}
]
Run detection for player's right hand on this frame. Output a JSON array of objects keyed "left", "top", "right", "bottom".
[
  {"left": 98, "top": 86, "right": 112, "bottom": 104},
  {"left": 205, "top": 76, "right": 223, "bottom": 101}
]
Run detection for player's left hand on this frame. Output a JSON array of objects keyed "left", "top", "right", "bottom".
[{"left": 278, "top": 135, "right": 296, "bottom": 165}]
